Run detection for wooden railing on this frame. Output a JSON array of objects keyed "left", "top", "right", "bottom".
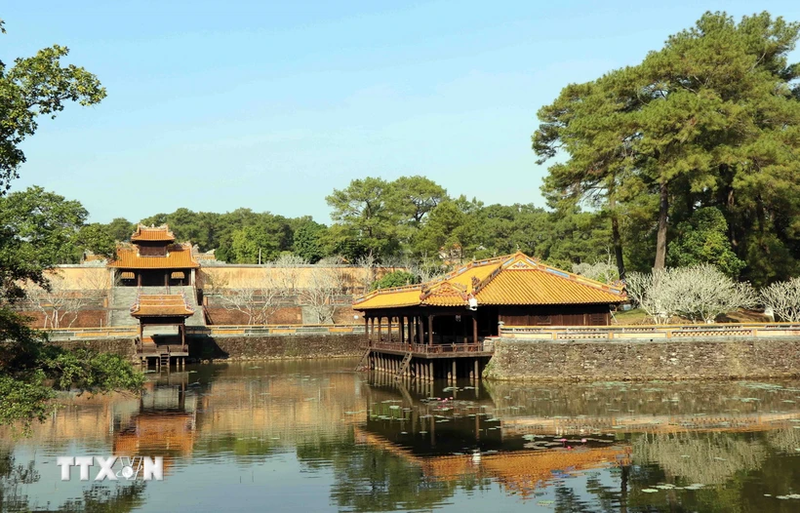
[
  {"left": 368, "top": 340, "right": 491, "bottom": 354},
  {"left": 499, "top": 323, "right": 800, "bottom": 341}
]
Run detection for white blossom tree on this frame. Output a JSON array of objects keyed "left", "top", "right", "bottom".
[
  {"left": 271, "top": 253, "right": 309, "bottom": 292},
  {"left": 760, "top": 278, "right": 800, "bottom": 322},
  {"left": 220, "top": 273, "right": 287, "bottom": 325},
  {"left": 572, "top": 260, "right": 619, "bottom": 284},
  {"left": 625, "top": 268, "right": 679, "bottom": 324},
  {"left": 670, "top": 264, "right": 756, "bottom": 323},
  {"left": 626, "top": 265, "right": 756, "bottom": 324},
  {"left": 300, "top": 266, "right": 345, "bottom": 324},
  {"left": 26, "top": 272, "right": 107, "bottom": 328}
]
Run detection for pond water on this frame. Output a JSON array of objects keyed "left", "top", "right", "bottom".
[{"left": 2, "top": 359, "right": 800, "bottom": 512}]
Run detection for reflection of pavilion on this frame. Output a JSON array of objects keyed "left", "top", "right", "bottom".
[
  {"left": 113, "top": 375, "right": 197, "bottom": 474},
  {"left": 359, "top": 378, "right": 631, "bottom": 498},
  {"left": 354, "top": 426, "right": 630, "bottom": 499}
]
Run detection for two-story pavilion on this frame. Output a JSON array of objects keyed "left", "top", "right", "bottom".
[
  {"left": 352, "top": 252, "right": 625, "bottom": 381},
  {"left": 108, "top": 225, "right": 200, "bottom": 287}
]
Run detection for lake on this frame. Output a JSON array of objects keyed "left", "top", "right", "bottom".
[{"left": 2, "top": 358, "right": 800, "bottom": 512}]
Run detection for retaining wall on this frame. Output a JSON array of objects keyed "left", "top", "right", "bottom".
[
  {"left": 52, "top": 338, "right": 137, "bottom": 358},
  {"left": 188, "top": 334, "right": 364, "bottom": 361},
  {"left": 484, "top": 337, "right": 800, "bottom": 381},
  {"left": 50, "top": 334, "right": 364, "bottom": 362}
]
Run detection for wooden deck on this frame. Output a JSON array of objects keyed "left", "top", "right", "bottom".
[
  {"left": 367, "top": 340, "right": 494, "bottom": 358},
  {"left": 137, "top": 343, "right": 189, "bottom": 370},
  {"left": 358, "top": 340, "right": 493, "bottom": 382}
]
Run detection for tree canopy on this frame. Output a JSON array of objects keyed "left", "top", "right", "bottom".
[
  {"left": 0, "top": 19, "right": 142, "bottom": 430},
  {"left": 533, "top": 11, "right": 800, "bottom": 285},
  {"left": 0, "top": 19, "right": 106, "bottom": 194}
]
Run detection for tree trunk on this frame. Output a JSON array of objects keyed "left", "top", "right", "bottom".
[
  {"left": 654, "top": 182, "right": 669, "bottom": 269},
  {"left": 609, "top": 196, "right": 626, "bottom": 280}
]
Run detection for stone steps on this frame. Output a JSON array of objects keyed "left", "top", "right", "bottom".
[{"left": 108, "top": 286, "right": 206, "bottom": 327}]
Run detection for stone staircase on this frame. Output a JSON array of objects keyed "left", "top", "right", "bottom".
[{"left": 108, "top": 285, "right": 206, "bottom": 328}]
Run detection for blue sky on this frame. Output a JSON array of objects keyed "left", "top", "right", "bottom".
[{"left": 3, "top": 0, "right": 800, "bottom": 223}]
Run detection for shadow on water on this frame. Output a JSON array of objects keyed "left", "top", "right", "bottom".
[{"left": 2, "top": 359, "right": 800, "bottom": 512}]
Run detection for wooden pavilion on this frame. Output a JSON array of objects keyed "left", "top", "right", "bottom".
[
  {"left": 108, "top": 225, "right": 200, "bottom": 287},
  {"left": 352, "top": 252, "right": 625, "bottom": 380},
  {"left": 131, "top": 294, "right": 194, "bottom": 369}
]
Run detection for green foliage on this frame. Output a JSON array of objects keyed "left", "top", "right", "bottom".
[
  {"left": 534, "top": 11, "right": 800, "bottom": 284},
  {"left": 326, "top": 177, "right": 400, "bottom": 258},
  {"left": 104, "top": 217, "right": 135, "bottom": 242},
  {"left": 292, "top": 218, "right": 327, "bottom": 263},
  {"left": 370, "top": 271, "right": 419, "bottom": 291},
  {"left": 0, "top": 309, "right": 144, "bottom": 430},
  {"left": 0, "top": 186, "right": 88, "bottom": 265},
  {"left": 0, "top": 27, "right": 106, "bottom": 193},
  {"left": 668, "top": 207, "right": 745, "bottom": 277},
  {"left": 75, "top": 223, "right": 116, "bottom": 258},
  {"left": 0, "top": 20, "right": 141, "bottom": 432},
  {"left": 413, "top": 198, "right": 479, "bottom": 262}
]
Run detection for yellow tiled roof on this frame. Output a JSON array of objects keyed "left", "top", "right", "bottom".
[
  {"left": 353, "top": 252, "right": 625, "bottom": 310},
  {"left": 108, "top": 243, "right": 200, "bottom": 269},
  {"left": 131, "top": 224, "right": 176, "bottom": 242},
  {"left": 477, "top": 268, "right": 623, "bottom": 305},
  {"left": 130, "top": 294, "right": 194, "bottom": 317}
]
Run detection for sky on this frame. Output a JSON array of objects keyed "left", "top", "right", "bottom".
[{"left": 3, "top": 0, "right": 800, "bottom": 224}]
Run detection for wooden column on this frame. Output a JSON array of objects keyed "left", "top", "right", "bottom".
[
  {"left": 137, "top": 273, "right": 142, "bottom": 287},
  {"left": 378, "top": 316, "right": 382, "bottom": 341},
  {"left": 416, "top": 317, "right": 423, "bottom": 346},
  {"left": 428, "top": 315, "right": 434, "bottom": 346},
  {"left": 180, "top": 323, "right": 185, "bottom": 351},
  {"left": 364, "top": 316, "right": 370, "bottom": 344},
  {"left": 164, "top": 272, "right": 169, "bottom": 287},
  {"left": 473, "top": 315, "right": 478, "bottom": 345},
  {"left": 400, "top": 316, "right": 405, "bottom": 344}
]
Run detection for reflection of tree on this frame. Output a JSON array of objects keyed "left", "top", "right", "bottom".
[
  {"left": 58, "top": 482, "right": 146, "bottom": 512},
  {"left": 766, "top": 427, "right": 800, "bottom": 455},
  {"left": 0, "top": 448, "right": 146, "bottom": 512},
  {"left": 554, "top": 485, "right": 597, "bottom": 512},
  {"left": 296, "top": 433, "right": 458, "bottom": 512},
  {"left": 633, "top": 432, "right": 766, "bottom": 485},
  {"left": 0, "top": 449, "right": 38, "bottom": 512},
  {"left": 584, "top": 468, "right": 624, "bottom": 513}
]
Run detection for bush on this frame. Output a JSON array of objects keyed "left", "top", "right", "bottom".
[{"left": 370, "top": 271, "right": 419, "bottom": 291}]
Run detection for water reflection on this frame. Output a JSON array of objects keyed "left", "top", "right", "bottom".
[{"left": 2, "top": 360, "right": 800, "bottom": 512}]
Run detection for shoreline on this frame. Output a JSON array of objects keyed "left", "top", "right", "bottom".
[{"left": 46, "top": 331, "right": 800, "bottom": 382}]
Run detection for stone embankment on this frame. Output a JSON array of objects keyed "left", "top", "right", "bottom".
[
  {"left": 52, "top": 334, "right": 363, "bottom": 362},
  {"left": 484, "top": 337, "right": 800, "bottom": 381}
]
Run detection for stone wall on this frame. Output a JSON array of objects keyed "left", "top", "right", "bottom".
[
  {"left": 188, "top": 333, "right": 364, "bottom": 361},
  {"left": 48, "top": 334, "right": 363, "bottom": 362},
  {"left": 52, "top": 338, "right": 137, "bottom": 358},
  {"left": 485, "top": 337, "right": 800, "bottom": 381}
]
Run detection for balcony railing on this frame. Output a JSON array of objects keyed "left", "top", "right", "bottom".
[{"left": 368, "top": 340, "right": 491, "bottom": 354}]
